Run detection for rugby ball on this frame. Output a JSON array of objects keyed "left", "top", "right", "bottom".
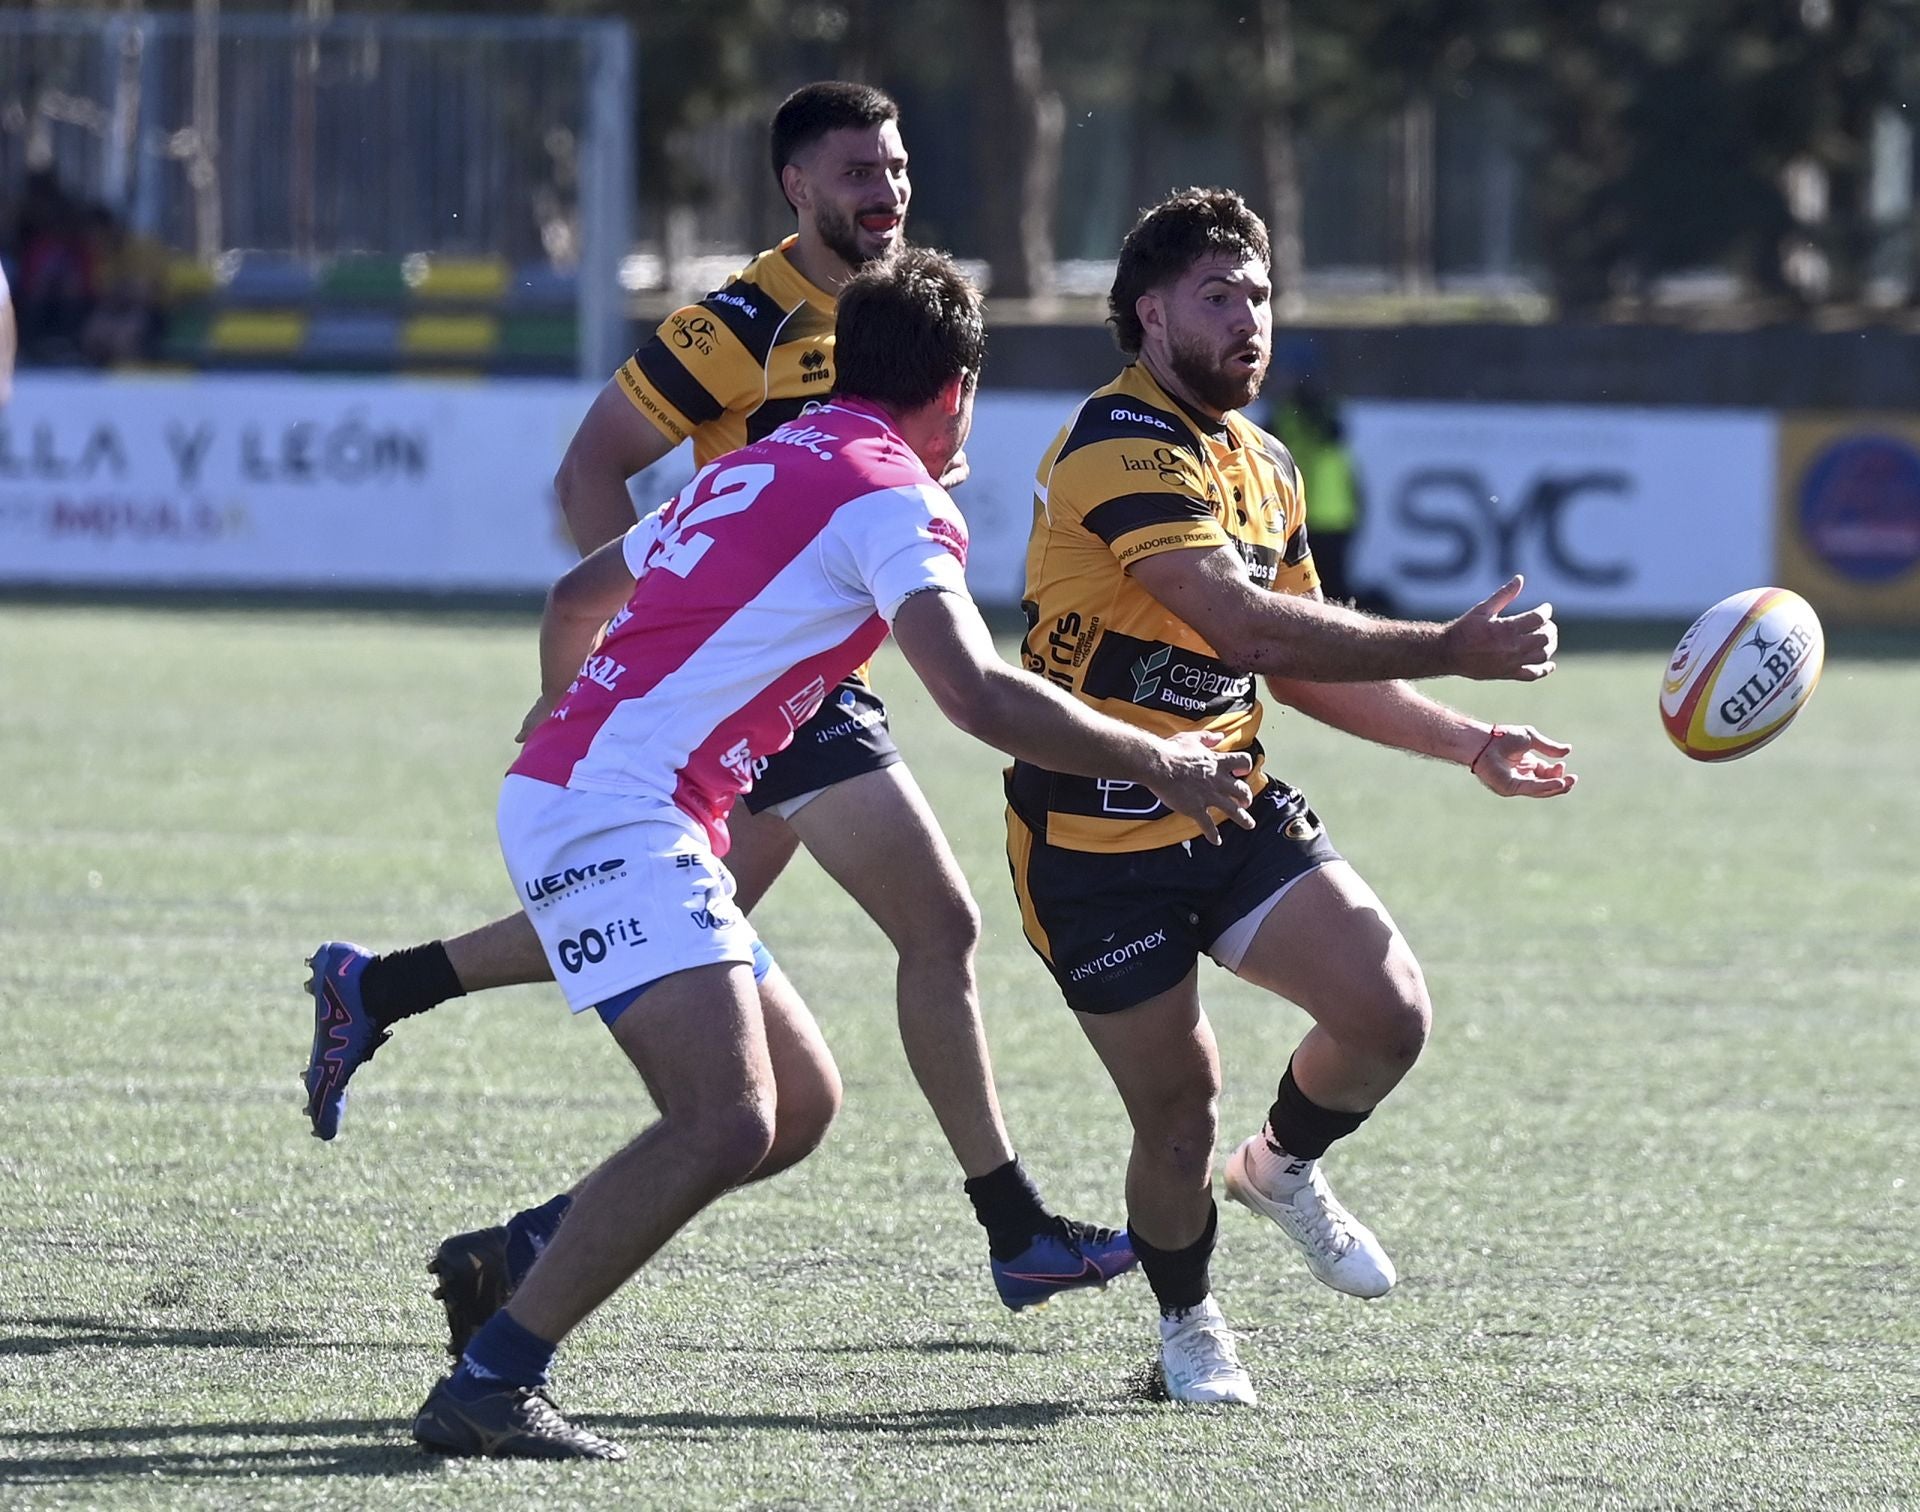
[{"left": 1660, "top": 587, "right": 1825, "bottom": 761}]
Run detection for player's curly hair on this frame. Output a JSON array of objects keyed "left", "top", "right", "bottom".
[
  {"left": 1108, "top": 187, "right": 1271, "bottom": 356},
  {"left": 772, "top": 81, "right": 901, "bottom": 211},
  {"left": 833, "top": 248, "right": 985, "bottom": 413}
]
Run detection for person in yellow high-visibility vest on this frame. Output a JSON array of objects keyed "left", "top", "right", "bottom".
[{"left": 1273, "top": 379, "right": 1364, "bottom": 607}]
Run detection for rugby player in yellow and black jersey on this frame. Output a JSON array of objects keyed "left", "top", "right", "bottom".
[
  {"left": 301, "top": 85, "right": 1143, "bottom": 1337},
  {"left": 1006, "top": 188, "right": 1579, "bottom": 1407}
]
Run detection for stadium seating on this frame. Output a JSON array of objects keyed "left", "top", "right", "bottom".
[{"left": 156, "top": 251, "right": 581, "bottom": 375}]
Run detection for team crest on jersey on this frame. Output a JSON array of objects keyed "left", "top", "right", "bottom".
[
  {"left": 781, "top": 675, "right": 829, "bottom": 731},
  {"left": 927, "top": 515, "right": 968, "bottom": 566}
]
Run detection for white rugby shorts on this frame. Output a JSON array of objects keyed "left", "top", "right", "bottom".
[{"left": 497, "top": 774, "right": 760, "bottom": 1014}]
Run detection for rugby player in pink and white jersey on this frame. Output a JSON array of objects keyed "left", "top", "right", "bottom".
[{"left": 409, "top": 251, "right": 1256, "bottom": 1460}]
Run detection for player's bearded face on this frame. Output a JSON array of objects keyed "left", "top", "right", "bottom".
[
  {"left": 802, "top": 122, "right": 911, "bottom": 268},
  {"left": 1160, "top": 256, "right": 1272, "bottom": 415}
]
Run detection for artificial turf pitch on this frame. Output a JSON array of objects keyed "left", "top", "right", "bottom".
[{"left": 2, "top": 603, "right": 1914, "bottom": 1508}]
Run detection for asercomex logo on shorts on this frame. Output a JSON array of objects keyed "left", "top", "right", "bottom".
[
  {"left": 1130, "top": 646, "right": 1171, "bottom": 701},
  {"left": 1068, "top": 928, "right": 1169, "bottom": 983},
  {"left": 523, "top": 857, "right": 627, "bottom": 909}
]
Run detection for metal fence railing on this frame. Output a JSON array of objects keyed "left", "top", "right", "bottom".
[{"left": 0, "top": 11, "right": 632, "bottom": 377}]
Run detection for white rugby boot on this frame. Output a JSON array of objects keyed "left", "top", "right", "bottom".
[
  {"left": 1158, "top": 1296, "right": 1257, "bottom": 1406},
  {"left": 1223, "top": 1136, "right": 1397, "bottom": 1299}
]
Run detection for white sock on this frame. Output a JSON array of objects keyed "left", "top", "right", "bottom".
[{"left": 1247, "top": 1123, "right": 1316, "bottom": 1196}]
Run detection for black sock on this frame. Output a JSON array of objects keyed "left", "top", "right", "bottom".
[
  {"left": 964, "top": 1157, "right": 1053, "bottom": 1260},
  {"left": 1130, "top": 1201, "right": 1218, "bottom": 1316},
  {"left": 1265, "top": 1057, "right": 1370, "bottom": 1160},
  {"left": 359, "top": 942, "right": 466, "bottom": 1028}
]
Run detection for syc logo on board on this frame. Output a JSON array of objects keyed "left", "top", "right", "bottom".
[
  {"left": 1389, "top": 469, "right": 1633, "bottom": 587},
  {"left": 1797, "top": 435, "right": 1920, "bottom": 584}
]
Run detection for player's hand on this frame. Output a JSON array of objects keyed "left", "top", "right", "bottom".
[
  {"left": 515, "top": 693, "right": 556, "bottom": 744},
  {"left": 1468, "top": 724, "right": 1578, "bottom": 798},
  {"left": 1146, "top": 729, "right": 1256, "bottom": 845},
  {"left": 937, "top": 449, "right": 970, "bottom": 490},
  {"left": 1444, "top": 575, "right": 1559, "bottom": 681}
]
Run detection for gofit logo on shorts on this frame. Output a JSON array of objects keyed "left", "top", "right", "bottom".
[
  {"left": 557, "top": 916, "right": 648, "bottom": 973},
  {"left": 1068, "top": 929, "right": 1169, "bottom": 983}
]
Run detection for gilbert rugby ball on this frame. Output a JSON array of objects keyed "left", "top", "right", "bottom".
[{"left": 1660, "top": 587, "right": 1825, "bottom": 761}]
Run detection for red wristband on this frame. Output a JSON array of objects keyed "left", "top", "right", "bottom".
[{"left": 1469, "top": 726, "right": 1505, "bottom": 775}]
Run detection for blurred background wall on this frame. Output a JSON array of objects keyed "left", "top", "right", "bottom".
[{"left": 5, "top": 0, "right": 1920, "bottom": 620}]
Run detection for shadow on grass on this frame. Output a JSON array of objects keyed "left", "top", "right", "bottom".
[
  {"left": 690, "top": 1337, "right": 1041, "bottom": 1358},
  {"left": 600, "top": 1399, "right": 1083, "bottom": 1446},
  {"left": 0, "top": 1417, "right": 435, "bottom": 1484},
  {"left": 0, "top": 1313, "right": 415, "bottom": 1358}
]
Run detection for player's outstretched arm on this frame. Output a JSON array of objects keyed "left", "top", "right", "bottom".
[
  {"left": 553, "top": 381, "right": 682, "bottom": 557},
  {"left": 1129, "top": 548, "right": 1558, "bottom": 684},
  {"left": 891, "top": 589, "right": 1255, "bottom": 842},
  {"left": 516, "top": 536, "right": 640, "bottom": 741},
  {"left": 1268, "top": 677, "right": 1577, "bottom": 799}
]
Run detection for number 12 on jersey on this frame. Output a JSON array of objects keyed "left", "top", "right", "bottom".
[{"left": 649, "top": 462, "right": 777, "bottom": 579}]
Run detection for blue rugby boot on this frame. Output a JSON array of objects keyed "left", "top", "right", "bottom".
[
  {"left": 302, "top": 942, "right": 389, "bottom": 1141},
  {"left": 992, "top": 1217, "right": 1138, "bottom": 1311}
]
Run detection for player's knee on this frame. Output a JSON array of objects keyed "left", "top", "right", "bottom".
[
  {"left": 782, "top": 1055, "right": 843, "bottom": 1157},
  {"left": 688, "top": 1091, "right": 780, "bottom": 1185},
  {"left": 901, "top": 884, "right": 980, "bottom": 966},
  {"left": 1360, "top": 949, "right": 1432, "bottom": 1070},
  {"left": 951, "top": 889, "right": 984, "bottom": 958},
  {"left": 1134, "top": 1075, "right": 1220, "bottom": 1185}
]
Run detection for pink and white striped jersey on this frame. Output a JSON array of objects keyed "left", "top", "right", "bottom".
[{"left": 509, "top": 399, "right": 970, "bottom": 854}]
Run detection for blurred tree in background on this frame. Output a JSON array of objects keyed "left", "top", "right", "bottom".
[{"left": 11, "top": 0, "right": 1920, "bottom": 319}]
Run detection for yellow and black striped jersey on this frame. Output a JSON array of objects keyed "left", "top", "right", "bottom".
[
  {"left": 1010, "top": 362, "right": 1317, "bottom": 853},
  {"left": 615, "top": 236, "right": 838, "bottom": 466}
]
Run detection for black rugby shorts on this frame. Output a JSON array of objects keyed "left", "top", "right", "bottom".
[
  {"left": 742, "top": 674, "right": 901, "bottom": 814},
  {"left": 1006, "top": 778, "right": 1342, "bottom": 1014}
]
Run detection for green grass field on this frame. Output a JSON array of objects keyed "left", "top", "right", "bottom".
[{"left": 2, "top": 602, "right": 1916, "bottom": 1509}]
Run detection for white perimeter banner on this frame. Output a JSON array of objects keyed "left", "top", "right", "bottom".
[
  {"left": 0, "top": 379, "right": 1782, "bottom": 617},
  {"left": 0, "top": 372, "right": 598, "bottom": 591},
  {"left": 1345, "top": 402, "right": 1778, "bottom": 617},
  {"left": 0, "top": 374, "right": 1073, "bottom": 604}
]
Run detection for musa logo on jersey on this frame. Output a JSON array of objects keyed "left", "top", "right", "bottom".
[
  {"left": 1111, "top": 406, "right": 1177, "bottom": 435},
  {"left": 558, "top": 917, "right": 648, "bottom": 974},
  {"left": 799, "top": 349, "right": 831, "bottom": 384},
  {"left": 523, "top": 857, "right": 628, "bottom": 908},
  {"left": 1069, "top": 928, "right": 1169, "bottom": 983}
]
